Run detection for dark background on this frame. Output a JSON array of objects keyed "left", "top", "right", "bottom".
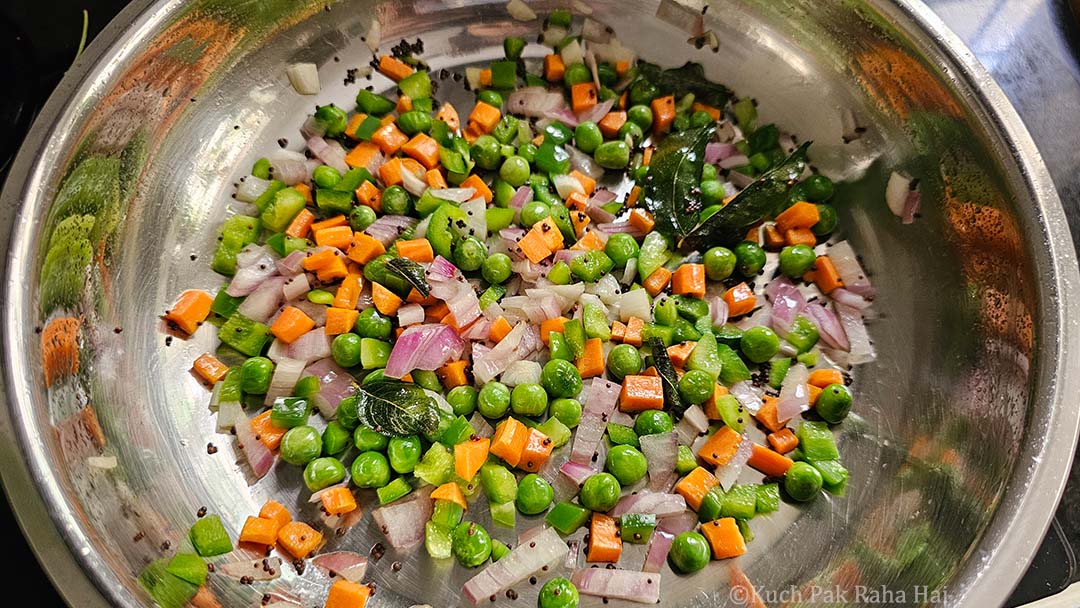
[{"left": 1, "top": 1, "right": 1078, "bottom": 606}]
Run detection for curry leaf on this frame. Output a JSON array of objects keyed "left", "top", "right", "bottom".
[
  {"left": 635, "top": 62, "right": 733, "bottom": 107},
  {"left": 640, "top": 125, "right": 716, "bottom": 242},
  {"left": 355, "top": 379, "right": 440, "bottom": 437},
  {"left": 679, "top": 142, "right": 811, "bottom": 251},
  {"left": 385, "top": 257, "right": 430, "bottom": 298},
  {"left": 649, "top": 337, "right": 687, "bottom": 419}
]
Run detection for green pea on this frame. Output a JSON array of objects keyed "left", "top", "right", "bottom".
[
  {"left": 618, "top": 121, "right": 644, "bottom": 146},
  {"left": 303, "top": 456, "right": 347, "bottom": 492},
  {"left": 741, "top": 326, "right": 780, "bottom": 363},
  {"left": 518, "top": 142, "right": 538, "bottom": 163},
  {"left": 816, "top": 383, "right": 853, "bottom": 423},
  {"left": 354, "top": 425, "right": 389, "bottom": 452},
  {"left": 607, "top": 344, "right": 642, "bottom": 381},
  {"left": 498, "top": 155, "right": 531, "bottom": 187},
  {"left": 520, "top": 200, "right": 551, "bottom": 228},
  {"left": 354, "top": 308, "right": 392, "bottom": 339},
  {"left": 787, "top": 182, "right": 809, "bottom": 204},
  {"left": 540, "top": 359, "right": 583, "bottom": 399},
  {"left": 478, "top": 382, "right": 511, "bottom": 418},
  {"left": 252, "top": 157, "right": 271, "bottom": 179},
  {"left": 574, "top": 121, "right": 603, "bottom": 154},
  {"left": 452, "top": 521, "right": 493, "bottom": 567},
  {"left": 803, "top": 174, "right": 835, "bottom": 201},
  {"left": 314, "top": 104, "right": 348, "bottom": 137},
  {"left": 701, "top": 163, "right": 719, "bottom": 183},
  {"left": 447, "top": 385, "right": 479, "bottom": 417},
  {"left": 700, "top": 179, "right": 725, "bottom": 207},
  {"left": 477, "top": 89, "right": 504, "bottom": 109},
  {"left": 563, "top": 63, "right": 592, "bottom": 87},
  {"left": 634, "top": 410, "right": 673, "bottom": 436},
  {"left": 785, "top": 461, "right": 823, "bottom": 501},
  {"left": 550, "top": 398, "right": 582, "bottom": 428},
  {"left": 538, "top": 577, "right": 579, "bottom": 608},
  {"left": 350, "top": 205, "right": 377, "bottom": 231},
  {"left": 594, "top": 141, "right": 630, "bottom": 169},
  {"left": 604, "top": 233, "right": 640, "bottom": 268},
  {"left": 239, "top": 356, "right": 274, "bottom": 395},
  {"left": 672, "top": 114, "right": 690, "bottom": 132},
  {"left": 321, "top": 421, "right": 351, "bottom": 456},
  {"left": 812, "top": 204, "right": 838, "bottom": 236},
  {"left": 471, "top": 135, "right": 503, "bottom": 171},
  {"left": 331, "top": 333, "right": 363, "bottom": 368},
  {"left": 627, "top": 104, "right": 653, "bottom": 130},
  {"left": 381, "top": 185, "right": 412, "bottom": 216},
  {"left": 511, "top": 383, "right": 549, "bottom": 417},
  {"left": 704, "top": 246, "right": 736, "bottom": 281},
  {"left": 336, "top": 396, "right": 360, "bottom": 430},
  {"left": 312, "top": 165, "right": 342, "bottom": 189},
  {"left": 397, "top": 110, "right": 432, "bottom": 136},
  {"left": 454, "top": 236, "right": 487, "bottom": 272},
  {"left": 605, "top": 444, "right": 648, "bottom": 485},
  {"left": 516, "top": 473, "right": 554, "bottom": 515},
  {"left": 351, "top": 451, "right": 391, "bottom": 488},
  {"left": 580, "top": 473, "right": 621, "bottom": 512},
  {"left": 689, "top": 109, "right": 714, "bottom": 128},
  {"left": 280, "top": 426, "right": 322, "bottom": 466},
  {"left": 733, "top": 241, "right": 766, "bottom": 276},
  {"left": 628, "top": 80, "right": 659, "bottom": 106},
  {"left": 779, "top": 244, "right": 816, "bottom": 278},
  {"left": 387, "top": 435, "right": 422, "bottom": 474},
  {"left": 678, "top": 370, "right": 715, "bottom": 405},
  {"left": 482, "top": 253, "right": 513, "bottom": 285},
  {"left": 669, "top": 531, "right": 711, "bottom": 573}
]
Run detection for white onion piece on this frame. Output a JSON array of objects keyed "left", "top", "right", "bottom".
[
  {"left": 501, "top": 360, "right": 542, "bottom": 386},
  {"left": 729, "top": 380, "right": 763, "bottom": 415},
  {"left": 365, "top": 19, "right": 381, "bottom": 52},
  {"left": 281, "top": 273, "right": 310, "bottom": 302},
  {"left": 543, "top": 25, "right": 568, "bottom": 47},
  {"left": 430, "top": 187, "right": 477, "bottom": 203},
  {"left": 828, "top": 241, "right": 874, "bottom": 297},
  {"left": 572, "top": 569, "right": 661, "bottom": 604},
  {"left": 640, "top": 432, "right": 678, "bottom": 491},
  {"left": 216, "top": 400, "right": 243, "bottom": 433},
  {"left": 473, "top": 322, "right": 528, "bottom": 383},
  {"left": 235, "top": 415, "right": 276, "bottom": 479},
  {"left": 552, "top": 173, "right": 586, "bottom": 199},
  {"left": 264, "top": 358, "right": 306, "bottom": 405},
  {"left": 886, "top": 171, "right": 914, "bottom": 217},
  {"left": 286, "top": 329, "right": 332, "bottom": 364},
  {"left": 275, "top": 250, "right": 307, "bottom": 276},
  {"left": 270, "top": 150, "right": 310, "bottom": 185},
  {"left": 570, "top": 379, "right": 621, "bottom": 465},
  {"left": 775, "top": 363, "right": 810, "bottom": 425},
  {"left": 610, "top": 492, "right": 687, "bottom": 517},
  {"left": 675, "top": 404, "right": 709, "bottom": 445},
  {"left": 460, "top": 197, "right": 487, "bottom": 241},
  {"left": 506, "top": 87, "right": 566, "bottom": 118},
  {"left": 559, "top": 39, "right": 584, "bottom": 66},
  {"left": 619, "top": 288, "right": 651, "bottom": 322},
  {"left": 506, "top": 0, "right": 537, "bottom": 21},
  {"left": 239, "top": 276, "right": 287, "bottom": 322},
  {"left": 286, "top": 63, "right": 319, "bottom": 95},
  {"left": 830, "top": 287, "right": 872, "bottom": 310},
  {"left": 401, "top": 165, "right": 429, "bottom": 197},
  {"left": 306, "top": 135, "right": 348, "bottom": 175},
  {"left": 719, "top": 154, "right": 750, "bottom": 170},
  {"left": 621, "top": 257, "right": 638, "bottom": 285},
  {"left": 470, "top": 412, "right": 494, "bottom": 438},
  {"left": 219, "top": 557, "right": 283, "bottom": 581},
  {"left": 465, "top": 67, "right": 483, "bottom": 91},
  {"left": 715, "top": 435, "right": 752, "bottom": 490},
  {"left": 397, "top": 303, "right": 424, "bottom": 327},
  {"left": 582, "top": 18, "right": 612, "bottom": 43},
  {"left": 305, "top": 358, "right": 356, "bottom": 418},
  {"left": 591, "top": 39, "right": 636, "bottom": 65},
  {"left": 837, "top": 303, "right": 876, "bottom": 364},
  {"left": 803, "top": 301, "right": 850, "bottom": 351},
  {"left": 463, "top": 528, "right": 566, "bottom": 604},
  {"left": 235, "top": 176, "right": 271, "bottom": 203},
  {"left": 311, "top": 552, "right": 368, "bottom": 583},
  {"left": 373, "top": 487, "right": 434, "bottom": 549}
]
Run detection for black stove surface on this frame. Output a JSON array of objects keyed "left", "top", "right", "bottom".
[{"left": 1, "top": 1, "right": 1077, "bottom": 606}]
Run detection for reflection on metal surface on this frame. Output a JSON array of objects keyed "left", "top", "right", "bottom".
[{"left": 1, "top": 0, "right": 1078, "bottom": 606}]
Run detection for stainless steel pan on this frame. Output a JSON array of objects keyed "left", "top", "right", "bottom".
[{"left": 2, "top": 0, "right": 1078, "bottom": 606}]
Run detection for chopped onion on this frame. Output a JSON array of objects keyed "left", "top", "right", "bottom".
[
  {"left": 460, "top": 197, "right": 487, "bottom": 241},
  {"left": 570, "top": 379, "right": 621, "bottom": 465},
  {"left": 365, "top": 19, "right": 381, "bottom": 52},
  {"left": 216, "top": 400, "right": 243, "bottom": 433},
  {"left": 611, "top": 492, "right": 687, "bottom": 517},
  {"left": 730, "top": 170, "right": 755, "bottom": 188},
  {"left": 675, "top": 404, "right": 709, "bottom": 445},
  {"left": 729, "top": 380, "right": 763, "bottom": 415},
  {"left": 305, "top": 135, "right": 348, "bottom": 174},
  {"left": 235, "top": 176, "right": 271, "bottom": 203},
  {"left": 560, "top": 39, "right": 584, "bottom": 67},
  {"left": 836, "top": 303, "right": 876, "bottom": 364},
  {"left": 286, "top": 329, "right": 332, "bottom": 364},
  {"left": 543, "top": 25, "right": 568, "bottom": 47},
  {"left": 830, "top": 287, "right": 872, "bottom": 310},
  {"left": 364, "top": 214, "right": 418, "bottom": 247},
  {"left": 501, "top": 360, "right": 542, "bottom": 386},
  {"left": 385, "top": 324, "right": 465, "bottom": 378},
  {"left": 619, "top": 288, "right": 651, "bottom": 322},
  {"left": 766, "top": 277, "right": 806, "bottom": 336},
  {"left": 707, "top": 295, "right": 728, "bottom": 327},
  {"left": 506, "top": 87, "right": 566, "bottom": 118},
  {"left": 235, "top": 414, "right": 276, "bottom": 479},
  {"left": 576, "top": 98, "right": 615, "bottom": 125},
  {"left": 290, "top": 298, "right": 327, "bottom": 327},
  {"left": 428, "top": 257, "right": 482, "bottom": 326},
  {"left": 461, "top": 318, "right": 491, "bottom": 341},
  {"left": 281, "top": 273, "right": 310, "bottom": 302},
  {"left": 553, "top": 173, "right": 586, "bottom": 199},
  {"left": 886, "top": 171, "right": 920, "bottom": 222},
  {"left": 401, "top": 165, "right": 429, "bottom": 197},
  {"left": 585, "top": 45, "right": 601, "bottom": 91},
  {"left": 715, "top": 435, "right": 752, "bottom": 490},
  {"left": 582, "top": 17, "right": 612, "bottom": 43},
  {"left": 397, "top": 303, "right": 424, "bottom": 327},
  {"left": 311, "top": 552, "right": 367, "bottom": 582},
  {"left": 506, "top": 0, "right": 537, "bottom": 21},
  {"left": 239, "top": 276, "right": 287, "bottom": 322},
  {"left": 463, "top": 528, "right": 567, "bottom": 604},
  {"left": 543, "top": 106, "right": 580, "bottom": 127},
  {"left": 591, "top": 39, "right": 636, "bottom": 65},
  {"left": 227, "top": 245, "right": 277, "bottom": 296},
  {"left": 621, "top": 257, "right": 638, "bottom": 285},
  {"left": 642, "top": 511, "right": 697, "bottom": 572},
  {"left": 597, "top": 221, "right": 645, "bottom": 237},
  {"left": 775, "top": 363, "right": 810, "bottom": 424},
  {"left": 286, "top": 63, "right": 319, "bottom": 95},
  {"left": 264, "top": 357, "right": 306, "bottom": 405},
  {"left": 304, "top": 358, "right": 357, "bottom": 418},
  {"left": 373, "top": 486, "right": 434, "bottom": 549},
  {"left": 560, "top": 460, "right": 596, "bottom": 486},
  {"left": 828, "top": 241, "right": 874, "bottom": 297},
  {"left": 474, "top": 322, "right": 528, "bottom": 383},
  {"left": 704, "top": 142, "right": 738, "bottom": 164},
  {"left": 719, "top": 154, "right": 750, "bottom": 170},
  {"left": 270, "top": 149, "right": 310, "bottom": 186},
  {"left": 275, "top": 250, "right": 307, "bottom": 276},
  {"left": 572, "top": 569, "right": 661, "bottom": 604},
  {"left": 639, "top": 432, "right": 678, "bottom": 491},
  {"left": 803, "top": 301, "right": 850, "bottom": 351},
  {"left": 430, "top": 187, "right": 477, "bottom": 203},
  {"left": 470, "top": 412, "right": 494, "bottom": 438},
  {"left": 219, "top": 557, "right": 283, "bottom": 581}
]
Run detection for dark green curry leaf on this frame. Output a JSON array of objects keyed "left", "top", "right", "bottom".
[
  {"left": 635, "top": 62, "right": 733, "bottom": 107},
  {"left": 640, "top": 125, "right": 715, "bottom": 241},
  {"left": 679, "top": 142, "right": 812, "bottom": 251},
  {"left": 355, "top": 379, "right": 440, "bottom": 437},
  {"left": 649, "top": 337, "right": 687, "bottom": 419},
  {"left": 385, "top": 257, "right": 430, "bottom": 298}
]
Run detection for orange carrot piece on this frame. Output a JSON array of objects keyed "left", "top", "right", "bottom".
[
  {"left": 325, "top": 579, "right": 371, "bottom": 608},
  {"left": 166, "top": 289, "right": 214, "bottom": 335},
  {"left": 570, "top": 230, "right": 605, "bottom": 251},
  {"left": 671, "top": 263, "right": 706, "bottom": 298},
  {"left": 460, "top": 174, "right": 493, "bottom": 203},
  {"left": 490, "top": 417, "right": 529, "bottom": 467},
  {"left": 813, "top": 256, "right": 844, "bottom": 294},
  {"left": 347, "top": 233, "right": 386, "bottom": 265},
  {"left": 42, "top": 317, "right": 80, "bottom": 387},
  {"left": 377, "top": 54, "right": 414, "bottom": 81},
  {"left": 454, "top": 437, "right": 491, "bottom": 482},
  {"left": 516, "top": 229, "right": 553, "bottom": 264},
  {"left": 192, "top": 353, "right": 229, "bottom": 384},
  {"left": 345, "top": 113, "right": 367, "bottom": 139},
  {"left": 518, "top": 428, "right": 555, "bottom": 473},
  {"left": 571, "top": 208, "right": 592, "bottom": 238},
  {"left": 259, "top": 500, "right": 292, "bottom": 529},
  {"left": 426, "top": 168, "right": 448, "bottom": 189},
  {"left": 666, "top": 341, "right": 697, "bottom": 368},
  {"left": 575, "top": 337, "right": 605, "bottom": 379},
  {"left": 250, "top": 410, "right": 287, "bottom": 450},
  {"left": 754, "top": 396, "right": 788, "bottom": 433},
  {"left": 569, "top": 170, "right": 597, "bottom": 196},
  {"left": 531, "top": 216, "right": 564, "bottom": 251},
  {"left": 320, "top": 486, "right": 359, "bottom": 515},
  {"left": 379, "top": 157, "right": 426, "bottom": 187},
  {"left": 626, "top": 185, "right": 642, "bottom": 207},
  {"left": 316, "top": 257, "right": 349, "bottom": 282},
  {"left": 623, "top": 316, "right": 645, "bottom": 347},
  {"left": 628, "top": 208, "right": 655, "bottom": 233},
  {"left": 431, "top": 482, "right": 468, "bottom": 511},
  {"left": 598, "top": 112, "right": 627, "bottom": 138},
  {"left": 271, "top": 306, "right": 316, "bottom": 344},
  {"left": 586, "top": 513, "right": 622, "bottom": 562},
  {"left": 293, "top": 182, "right": 313, "bottom": 205},
  {"left": 702, "top": 517, "right": 747, "bottom": 559},
  {"left": 763, "top": 224, "right": 785, "bottom": 249},
  {"left": 334, "top": 273, "right": 363, "bottom": 309},
  {"left": 698, "top": 426, "right": 743, "bottom": 467},
  {"left": 489, "top": 316, "right": 513, "bottom": 343},
  {"left": 650, "top": 95, "right": 676, "bottom": 135},
  {"left": 747, "top": 443, "right": 794, "bottom": 477},
  {"left": 785, "top": 227, "right": 817, "bottom": 247},
  {"left": 643, "top": 146, "right": 654, "bottom": 166},
  {"left": 277, "top": 521, "right": 324, "bottom": 560},
  {"left": 539, "top": 316, "right": 569, "bottom": 345},
  {"left": 723, "top": 282, "right": 757, "bottom": 317},
  {"left": 544, "top": 54, "right": 566, "bottom": 81},
  {"left": 425, "top": 301, "right": 451, "bottom": 323},
  {"left": 767, "top": 428, "right": 799, "bottom": 454},
  {"left": 401, "top": 133, "right": 440, "bottom": 169},
  {"left": 396, "top": 95, "right": 413, "bottom": 114},
  {"left": 355, "top": 180, "right": 382, "bottom": 212},
  {"left": 435, "top": 102, "right": 460, "bottom": 131},
  {"left": 325, "top": 307, "right": 360, "bottom": 336},
  {"left": 775, "top": 201, "right": 820, "bottom": 233},
  {"left": 468, "top": 102, "right": 502, "bottom": 134},
  {"left": 371, "top": 122, "right": 409, "bottom": 155},
  {"left": 372, "top": 282, "right": 403, "bottom": 316},
  {"left": 315, "top": 225, "right": 354, "bottom": 250},
  {"left": 565, "top": 191, "right": 589, "bottom": 211},
  {"left": 344, "top": 141, "right": 381, "bottom": 169},
  {"left": 396, "top": 238, "right": 434, "bottom": 263},
  {"left": 808, "top": 369, "right": 844, "bottom": 388},
  {"left": 808, "top": 384, "right": 823, "bottom": 407},
  {"left": 286, "top": 208, "right": 316, "bottom": 238},
  {"left": 310, "top": 213, "right": 348, "bottom": 231},
  {"left": 619, "top": 375, "right": 664, "bottom": 412},
  {"left": 691, "top": 102, "right": 723, "bottom": 121},
  {"left": 702, "top": 384, "right": 731, "bottom": 420},
  {"left": 436, "top": 359, "right": 469, "bottom": 388},
  {"left": 570, "top": 82, "right": 598, "bottom": 114},
  {"left": 615, "top": 60, "right": 630, "bottom": 76},
  {"left": 479, "top": 68, "right": 493, "bottom": 87},
  {"left": 643, "top": 267, "right": 673, "bottom": 296},
  {"left": 610, "top": 321, "right": 626, "bottom": 343},
  {"left": 673, "top": 466, "right": 720, "bottom": 511},
  {"left": 239, "top": 516, "right": 279, "bottom": 545}
]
